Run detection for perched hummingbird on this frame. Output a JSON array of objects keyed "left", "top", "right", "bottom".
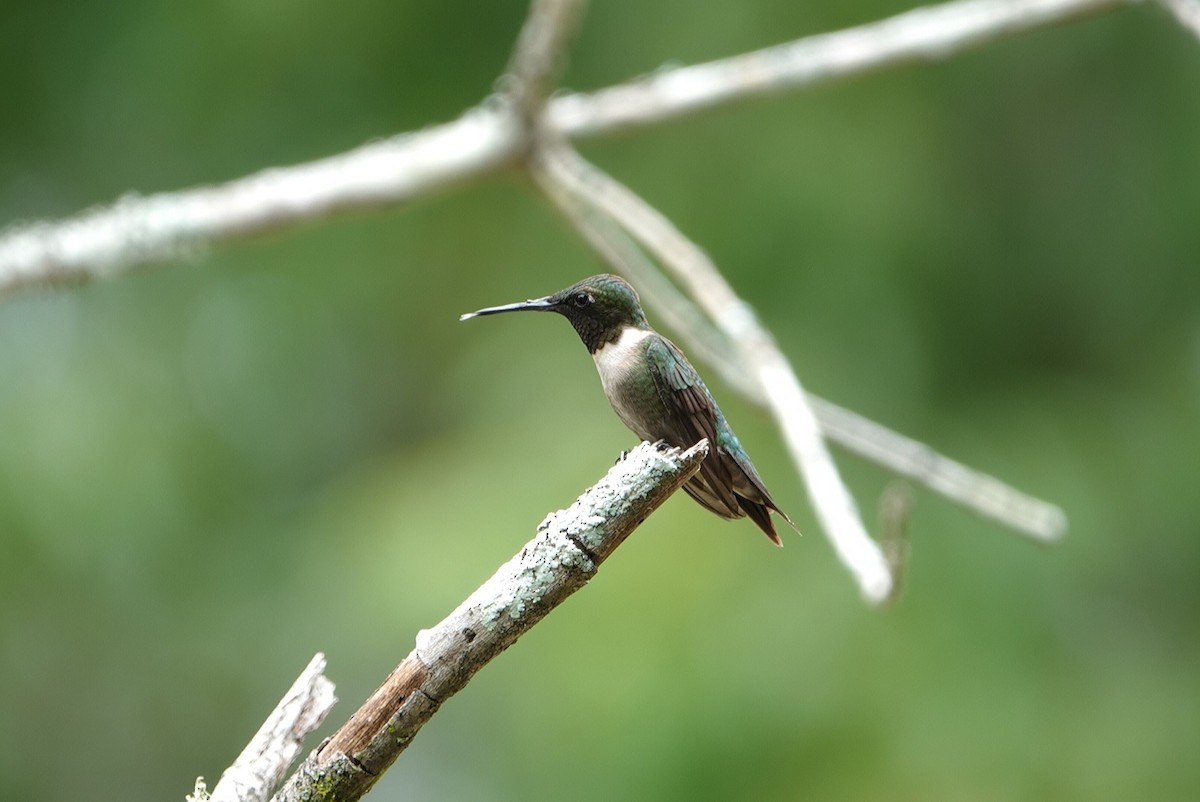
[{"left": 461, "top": 274, "right": 791, "bottom": 545}]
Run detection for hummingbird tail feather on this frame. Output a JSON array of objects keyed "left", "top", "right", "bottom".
[{"left": 739, "top": 497, "right": 784, "bottom": 546}]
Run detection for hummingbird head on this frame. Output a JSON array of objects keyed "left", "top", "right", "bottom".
[{"left": 461, "top": 274, "right": 649, "bottom": 353}]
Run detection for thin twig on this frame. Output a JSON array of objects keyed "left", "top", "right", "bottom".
[
  {"left": 205, "top": 653, "right": 336, "bottom": 802},
  {"left": 270, "top": 441, "right": 707, "bottom": 802},
  {"left": 532, "top": 145, "right": 894, "bottom": 604}
]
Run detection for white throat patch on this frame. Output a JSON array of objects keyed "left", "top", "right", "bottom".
[{"left": 592, "top": 326, "right": 653, "bottom": 380}]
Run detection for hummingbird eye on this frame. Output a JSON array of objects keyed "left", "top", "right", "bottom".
[{"left": 571, "top": 291, "right": 592, "bottom": 308}]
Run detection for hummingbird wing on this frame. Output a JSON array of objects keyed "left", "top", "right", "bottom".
[
  {"left": 644, "top": 336, "right": 743, "bottom": 519},
  {"left": 646, "top": 335, "right": 790, "bottom": 544}
]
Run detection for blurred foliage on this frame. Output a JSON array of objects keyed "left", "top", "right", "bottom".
[{"left": 2, "top": 1, "right": 1199, "bottom": 800}]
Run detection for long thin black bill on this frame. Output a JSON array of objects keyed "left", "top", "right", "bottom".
[{"left": 459, "top": 296, "right": 556, "bottom": 321}]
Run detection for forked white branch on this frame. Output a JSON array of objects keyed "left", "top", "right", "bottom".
[{"left": 0, "top": 0, "right": 1156, "bottom": 295}]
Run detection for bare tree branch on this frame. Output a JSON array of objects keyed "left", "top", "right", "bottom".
[
  {"left": 807, "top": 398, "right": 1067, "bottom": 541},
  {"left": 0, "top": 109, "right": 523, "bottom": 295},
  {"left": 0, "top": 0, "right": 1156, "bottom": 296},
  {"left": 192, "top": 653, "right": 336, "bottom": 802},
  {"left": 550, "top": 0, "right": 1138, "bottom": 138},
  {"left": 269, "top": 441, "right": 707, "bottom": 802},
  {"left": 503, "top": 0, "right": 590, "bottom": 124}
]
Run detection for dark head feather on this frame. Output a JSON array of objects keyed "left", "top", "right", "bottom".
[{"left": 546, "top": 274, "right": 650, "bottom": 353}]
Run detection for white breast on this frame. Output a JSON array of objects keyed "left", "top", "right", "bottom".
[{"left": 592, "top": 326, "right": 653, "bottom": 391}]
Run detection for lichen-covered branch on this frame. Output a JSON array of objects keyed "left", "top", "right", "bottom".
[
  {"left": 188, "top": 653, "right": 336, "bottom": 802},
  {"left": 269, "top": 441, "right": 707, "bottom": 802}
]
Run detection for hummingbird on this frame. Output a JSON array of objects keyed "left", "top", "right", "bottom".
[{"left": 461, "top": 274, "right": 791, "bottom": 545}]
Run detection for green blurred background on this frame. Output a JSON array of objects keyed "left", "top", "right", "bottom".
[{"left": 2, "top": 1, "right": 1199, "bottom": 800}]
